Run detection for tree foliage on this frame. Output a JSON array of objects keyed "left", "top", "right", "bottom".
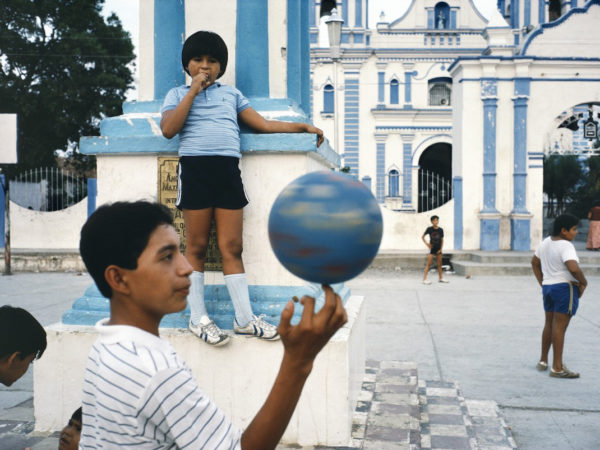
[
  {"left": 0, "top": 0, "right": 134, "bottom": 177},
  {"left": 570, "top": 155, "right": 600, "bottom": 218},
  {"left": 543, "top": 154, "right": 583, "bottom": 217}
]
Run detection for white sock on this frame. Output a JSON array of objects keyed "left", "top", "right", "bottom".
[
  {"left": 188, "top": 271, "right": 208, "bottom": 326},
  {"left": 224, "top": 273, "right": 254, "bottom": 326}
]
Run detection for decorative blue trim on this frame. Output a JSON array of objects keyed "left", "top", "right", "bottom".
[
  {"left": 480, "top": 218, "right": 500, "bottom": 250},
  {"left": 450, "top": 10, "right": 457, "bottom": 29},
  {"left": 309, "top": 0, "right": 316, "bottom": 27},
  {"left": 402, "top": 142, "right": 413, "bottom": 208},
  {"left": 62, "top": 283, "right": 351, "bottom": 328},
  {"left": 301, "top": 3, "right": 311, "bottom": 118},
  {"left": 376, "top": 126, "right": 452, "bottom": 131},
  {"left": 355, "top": 0, "right": 363, "bottom": 27},
  {"left": 341, "top": 0, "right": 348, "bottom": 25},
  {"left": 153, "top": 0, "right": 185, "bottom": 99},
  {"left": 87, "top": 178, "right": 97, "bottom": 218},
  {"left": 428, "top": 9, "right": 434, "bottom": 29},
  {"left": 538, "top": 0, "right": 545, "bottom": 23},
  {"left": 404, "top": 71, "right": 416, "bottom": 107},
  {"left": 511, "top": 218, "right": 530, "bottom": 250},
  {"left": 412, "top": 134, "right": 452, "bottom": 158},
  {"left": 344, "top": 77, "right": 360, "bottom": 176},
  {"left": 459, "top": 77, "right": 600, "bottom": 83},
  {"left": 376, "top": 142, "right": 385, "bottom": 203},
  {"left": 512, "top": 79, "right": 530, "bottom": 216},
  {"left": 521, "top": 0, "right": 600, "bottom": 55},
  {"left": 453, "top": 176, "right": 463, "bottom": 250},
  {"left": 288, "top": 1, "right": 302, "bottom": 110},
  {"left": 0, "top": 174, "right": 5, "bottom": 248},
  {"left": 482, "top": 80, "right": 499, "bottom": 214},
  {"left": 524, "top": 0, "right": 531, "bottom": 26},
  {"left": 389, "top": 0, "right": 417, "bottom": 27},
  {"left": 236, "top": 0, "right": 270, "bottom": 97}
]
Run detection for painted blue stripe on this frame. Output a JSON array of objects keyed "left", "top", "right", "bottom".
[
  {"left": 300, "top": 2, "right": 311, "bottom": 117},
  {"left": 0, "top": 174, "right": 5, "bottom": 248},
  {"left": 355, "top": 0, "right": 362, "bottom": 26},
  {"left": 153, "top": 0, "right": 185, "bottom": 99},
  {"left": 87, "top": 178, "right": 97, "bottom": 217},
  {"left": 482, "top": 86, "right": 498, "bottom": 214},
  {"left": 453, "top": 177, "right": 463, "bottom": 249},
  {"left": 403, "top": 142, "right": 413, "bottom": 208},
  {"left": 236, "top": 0, "right": 269, "bottom": 97},
  {"left": 287, "top": 1, "right": 301, "bottom": 109}
]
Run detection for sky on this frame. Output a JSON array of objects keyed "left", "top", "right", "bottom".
[{"left": 101, "top": 0, "right": 499, "bottom": 100}]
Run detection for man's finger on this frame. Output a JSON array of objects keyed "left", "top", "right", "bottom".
[
  {"left": 278, "top": 300, "right": 294, "bottom": 336},
  {"left": 299, "top": 295, "right": 316, "bottom": 324}
]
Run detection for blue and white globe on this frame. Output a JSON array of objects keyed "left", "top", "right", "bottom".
[{"left": 268, "top": 170, "right": 383, "bottom": 284}]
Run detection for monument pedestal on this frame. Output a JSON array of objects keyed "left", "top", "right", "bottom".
[{"left": 34, "top": 295, "right": 365, "bottom": 446}]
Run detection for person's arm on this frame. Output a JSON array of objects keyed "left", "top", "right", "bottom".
[
  {"left": 438, "top": 237, "right": 444, "bottom": 254},
  {"left": 238, "top": 107, "right": 324, "bottom": 147},
  {"left": 565, "top": 260, "right": 587, "bottom": 297},
  {"left": 531, "top": 255, "right": 543, "bottom": 287},
  {"left": 422, "top": 231, "right": 431, "bottom": 248},
  {"left": 240, "top": 285, "right": 347, "bottom": 450},
  {"left": 160, "top": 73, "right": 211, "bottom": 139}
]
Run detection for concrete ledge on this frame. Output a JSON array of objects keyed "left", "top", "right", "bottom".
[
  {"left": 0, "top": 250, "right": 85, "bottom": 273},
  {"left": 34, "top": 295, "right": 366, "bottom": 446}
]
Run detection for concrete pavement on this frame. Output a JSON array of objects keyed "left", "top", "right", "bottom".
[{"left": 1, "top": 269, "right": 599, "bottom": 448}]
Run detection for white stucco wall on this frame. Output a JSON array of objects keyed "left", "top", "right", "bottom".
[
  {"left": 138, "top": 0, "right": 154, "bottom": 101},
  {"left": 10, "top": 199, "right": 87, "bottom": 250}
]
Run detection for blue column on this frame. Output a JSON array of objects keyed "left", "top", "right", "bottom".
[
  {"left": 309, "top": 0, "right": 316, "bottom": 27},
  {"left": 378, "top": 71, "right": 385, "bottom": 105},
  {"left": 355, "top": 0, "right": 363, "bottom": 26},
  {"left": 376, "top": 139, "right": 386, "bottom": 203},
  {"left": 154, "top": 0, "right": 185, "bottom": 99},
  {"left": 344, "top": 74, "right": 360, "bottom": 176},
  {"left": 453, "top": 176, "right": 463, "bottom": 250},
  {"left": 511, "top": 78, "right": 531, "bottom": 251},
  {"left": 300, "top": 2, "right": 311, "bottom": 116},
  {"left": 287, "top": 1, "right": 302, "bottom": 107},
  {"left": 0, "top": 174, "right": 5, "bottom": 248},
  {"left": 524, "top": 0, "right": 531, "bottom": 26},
  {"left": 538, "top": 0, "right": 545, "bottom": 23},
  {"left": 404, "top": 71, "right": 416, "bottom": 109},
  {"left": 236, "top": 0, "right": 270, "bottom": 98},
  {"left": 401, "top": 135, "right": 415, "bottom": 209},
  {"left": 511, "top": 0, "right": 520, "bottom": 44},
  {"left": 87, "top": 178, "right": 97, "bottom": 218},
  {"left": 341, "top": 0, "right": 348, "bottom": 25},
  {"left": 480, "top": 80, "right": 500, "bottom": 251}
]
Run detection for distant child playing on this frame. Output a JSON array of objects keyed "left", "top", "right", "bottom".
[
  {"left": 0, "top": 305, "right": 46, "bottom": 387},
  {"left": 421, "top": 215, "right": 449, "bottom": 284},
  {"left": 78, "top": 201, "right": 347, "bottom": 448},
  {"left": 531, "top": 213, "right": 587, "bottom": 378},
  {"left": 160, "top": 31, "right": 324, "bottom": 346}
]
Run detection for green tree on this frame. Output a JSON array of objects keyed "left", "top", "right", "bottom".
[
  {"left": 0, "top": 0, "right": 134, "bottom": 177},
  {"left": 543, "top": 154, "right": 583, "bottom": 217},
  {"left": 571, "top": 155, "right": 600, "bottom": 218}
]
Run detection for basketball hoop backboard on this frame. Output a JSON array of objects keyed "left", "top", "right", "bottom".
[{"left": 0, "top": 114, "right": 17, "bottom": 164}]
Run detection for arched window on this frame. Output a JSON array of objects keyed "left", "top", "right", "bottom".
[
  {"left": 323, "top": 84, "right": 334, "bottom": 113},
  {"left": 434, "top": 2, "right": 450, "bottom": 29},
  {"left": 388, "top": 170, "right": 399, "bottom": 197},
  {"left": 390, "top": 79, "right": 399, "bottom": 105},
  {"left": 428, "top": 77, "right": 452, "bottom": 106}
]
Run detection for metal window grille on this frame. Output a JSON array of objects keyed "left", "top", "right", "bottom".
[
  {"left": 388, "top": 170, "right": 399, "bottom": 197},
  {"left": 390, "top": 79, "right": 399, "bottom": 104},
  {"left": 418, "top": 169, "right": 452, "bottom": 212},
  {"left": 11, "top": 167, "right": 87, "bottom": 211},
  {"left": 429, "top": 83, "right": 451, "bottom": 106}
]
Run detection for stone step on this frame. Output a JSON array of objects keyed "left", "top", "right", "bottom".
[{"left": 453, "top": 260, "right": 600, "bottom": 277}]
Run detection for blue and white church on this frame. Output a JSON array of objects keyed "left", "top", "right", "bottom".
[{"left": 310, "top": 0, "right": 600, "bottom": 251}]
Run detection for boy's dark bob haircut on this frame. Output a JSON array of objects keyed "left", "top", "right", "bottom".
[
  {"left": 182, "top": 31, "right": 228, "bottom": 78},
  {"left": 552, "top": 213, "right": 579, "bottom": 236},
  {"left": 79, "top": 201, "right": 174, "bottom": 298},
  {"left": 71, "top": 406, "right": 82, "bottom": 423},
  {"left": 0, "top": 305, "right": 47, "bottom": 360},
  {"left": 430, "top": 215, "right": 439, "bottom": 222}
]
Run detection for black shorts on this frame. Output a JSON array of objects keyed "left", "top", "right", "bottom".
[
  {"left": 430, "top": 245, "right": 442, "bottom": 255},
  {"left": 176, "top": 156, "right": 249, "bottom": 210}
]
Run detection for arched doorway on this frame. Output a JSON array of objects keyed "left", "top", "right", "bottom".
[{"left": 417, "top": 142, "right": 452, "bottom": 212}]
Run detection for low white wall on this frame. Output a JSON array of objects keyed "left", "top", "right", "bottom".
[
  {"left": 10, "top": 199, "right": 87, "bottom": 250},
  {"left": 34, "top": 295, "right": 366, "bottom": 447},
  {"left": 379, "top": 200, "right": 455, "bottom": 251}
]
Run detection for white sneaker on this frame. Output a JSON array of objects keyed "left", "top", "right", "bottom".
[
  {"left": 422, "top": 279, "right": 432, "bottom": 285},
  {"left": 189, "top": 319, "right": 230, "bottom": 346},
  {"left": 234, "top": 314, "right": 280, "bottom": 340},
  {"left": 439, "top": 278, "right": 449, "bottom": 283}
]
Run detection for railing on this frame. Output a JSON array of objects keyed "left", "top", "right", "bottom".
[
  {"left": 418, "top": 169, "right": 452, "bottom": 213},
  {"left": 10, "top": 167, "right": 87, "bottom": 211}
]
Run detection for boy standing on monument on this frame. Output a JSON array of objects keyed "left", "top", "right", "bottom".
[
  {"left": 531, "top": 213, "right": 587, "bottom": 378},
  {"left": 78, "top": 201, "right": 347, "bottom": 448},
  {"left": 421, "top": 215, "right": 449, "bottom": 284},
  {"left": 160, "top": 31, "right": 324, "bottom": 346}
]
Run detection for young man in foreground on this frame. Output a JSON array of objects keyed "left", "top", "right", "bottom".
[{"left": 78, "top": 201, "right": 347, "bottom": 448}]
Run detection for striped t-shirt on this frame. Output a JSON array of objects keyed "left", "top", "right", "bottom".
[
  {"left": 80, "top": 319, "right": 241, "bottom": 449},
  {"left": 161, "top": 83, "right": 251, "bottom": 158}
]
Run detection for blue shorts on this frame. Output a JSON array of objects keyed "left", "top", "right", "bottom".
[{"left": 542, "top": 283, "right": 579, "bottom": 316}]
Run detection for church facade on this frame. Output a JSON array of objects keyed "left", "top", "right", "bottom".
[{"left": 310, "top": 0, "right": 600, "bottom": 250}]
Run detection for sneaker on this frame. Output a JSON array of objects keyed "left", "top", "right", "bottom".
[
  {"left": 422, "top": 280, "right": 432, "bottom": 285},
  {"left": 536, "top": 361, "right": 548, "bottom": 371},
  {"left": 549, "top": 367, "right": 579, "bottom": 378},
  {"left": 439, "top": 278, "right": 449, "bottom": 283},
  {"left": 189, "top": 320, "right": 230, "bottom": 346},
  {"left": 234, "top": 314, "right": 280, "bottom": 340}
]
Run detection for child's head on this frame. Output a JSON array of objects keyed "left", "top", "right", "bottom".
[
  {"left": 182, "top": 31, "right": 228, "bottom": 78},
  {"left": 58, "top": 406, "right": 82, "bottom": 450},
  {"left": 551, "top": 213, "right": 579, "bottom": 239},
  {"left": 0, "top": 305, "right": 47, "bottom": 386},
  {"left": 79, "top": 201, "right": 175, "bottom": 298},
  {"left": 430, "top": 215, "right": 439, "bottom": 225}
]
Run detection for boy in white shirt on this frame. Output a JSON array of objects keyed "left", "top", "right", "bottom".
[{"left": 531, "top": 213, "right": 587, "bottom": 378}]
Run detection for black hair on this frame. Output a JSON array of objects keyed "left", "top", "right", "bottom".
[
  {"left": 181, "top": 31, "right": 228, "bottom": 78},
  {"left": 430, "top": 215, "right": 439, "bottom": 222},
  {"left": 71, "top": 406, "right": 82, "bottom": 423},
  {"left": 79, "top": 201, "right": 174, "bottom": 298},
  {"left": 551, "top": 213, "right": 579, "bottom": 236},
  {"left": 0, "top": 306, "right": 47, "bottom": 360}
]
